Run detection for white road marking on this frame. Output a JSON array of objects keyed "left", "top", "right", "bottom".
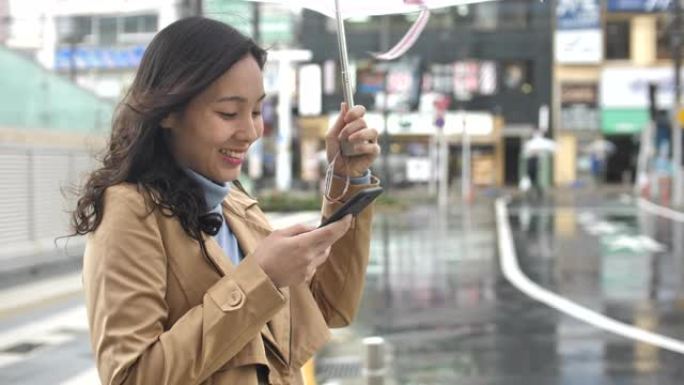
[
  {"left": 638, "top": 197, "right": 684, "bottom": 222},
  {"left": 0, "top": 273, "right": 83, "bottom": 315},
  {"left": 584, "top": 221, "right": 622, "bottom": 236},
  {"left": 0, "top": 353, "right": 22, "bottom": 368},
  {"left": 604, "top": 234, "right": 667, "bottom": 253},
  {"left": 61, "top": 367, "right": 100, "bottom": 385},
  {"left": 0, "top": 306, "right": 88, "bottom": 368},
  {"left": 495, "top": 197, "right": 684, "bottom": 355}
]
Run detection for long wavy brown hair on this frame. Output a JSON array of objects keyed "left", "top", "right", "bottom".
[{"left": 71, "top": 17, "right": 266, "bottom": 246}]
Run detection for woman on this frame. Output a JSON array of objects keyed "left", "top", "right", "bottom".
[{"left": 73, "top": 17, "right": 380, "bottom": 385}]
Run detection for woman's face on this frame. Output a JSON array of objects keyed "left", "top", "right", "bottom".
[{"left": 164, "top": 55, "right": 265, "bottom": 183}]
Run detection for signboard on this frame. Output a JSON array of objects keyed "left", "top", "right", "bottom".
[
  {"left": 555, "top": 0, "right": 602, "bottom": 64},
  {"left": 555, "top": 30, "right": 603, "bottom": 64},
  {"left": 557, "top": 0, "right": 601, "bottom": 30},
  {"left": 453, "top": 60, "right": 497, "bottom": 100},
  {"left": 327, "top": 111, "right": 494, "bottom": 136},
  {"left": 601, "top": 108, "right": 649, "bottom": 134},
  {"left": 607, "top": 0, "right": 671, "bottom": 12},
  {"left": 298, "top": 64, "right": 322, "bottom": 116},
  {"left": 601, "top": 67, "right": 684, "bottom": 109},
  {"left": 406, "top": 158, "right": 431, "bottom": 182},
  {"left": 55, "top": 45, "right": 145, "bottom": 70},
  {"left": 561, "top": 83, "right": 600, "bottom": 130}
]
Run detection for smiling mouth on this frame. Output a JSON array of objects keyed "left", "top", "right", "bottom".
[{"left": 219, "top": 149, "right": 246, "bottom": 160}]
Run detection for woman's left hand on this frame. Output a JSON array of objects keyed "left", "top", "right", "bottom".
[{"left": 326, "top": 103, "right": 381, "bottom": 177}]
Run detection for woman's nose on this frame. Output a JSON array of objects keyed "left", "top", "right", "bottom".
[{"left": 236, "top": 116, "right": 259, "bottom": 143}]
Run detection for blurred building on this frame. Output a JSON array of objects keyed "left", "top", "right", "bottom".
[
  {"left": 0, "top": 0, "right": 8, "bottom": 44},
  {"left": 3, "top": 0, "right": 185, "bottom": 100},
  {"left": 298, "top": 0, "right": 554, "bottom": 188},
  {"left": 553, "top": 0, "right": 678, "bottom": 186}
]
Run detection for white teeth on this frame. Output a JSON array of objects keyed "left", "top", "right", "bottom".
[{"left": 220, "top": 149, "right": 245, "bottom": 159}]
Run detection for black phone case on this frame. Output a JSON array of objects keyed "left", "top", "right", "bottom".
[{"left": 319, "top": 186, "right": 384, "bottom": 227}]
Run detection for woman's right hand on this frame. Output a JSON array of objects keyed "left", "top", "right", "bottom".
[{"left": 251, "top": 215, "right": 353, "bottom": 288}]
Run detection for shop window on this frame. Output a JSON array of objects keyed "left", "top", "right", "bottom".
[
  {"left": 498, "top": 0, "right": 529, "bottom": 29},
  {"left": 605, "top": 20, "right": 631, "bottom": 60},
  {"left": 474, "top": 2, "right": 498, "bottom": 31},
  {"left": 98, "top": 17, "right": 118, "bottom": 46},
  {"left": 57, "top": 16, "right": 93, "bottom": 43},
  {"left": 501, "top": 61, "right": 533, "bottom": 94},
  {"left": 449, "top": 5, "right": 475, "bottom": 27},
  {"left": 121, "top": 14, "right": 159, "bottom": 42},
  {"left": 657, "top": 16, "right": 673, "bottom": 60}
]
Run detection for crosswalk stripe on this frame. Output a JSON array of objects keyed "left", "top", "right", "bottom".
[
  {"left": 0, "top": 306, "right": 87, "bottom": 368},
  {"left": 61, "top": 367, "right": 99, "bottom": 385}
]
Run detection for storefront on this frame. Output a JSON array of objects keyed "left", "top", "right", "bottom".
[
  {"left": 599, "top": 67, "right": 678, "bottom": 184},
  {"left": 304, "top": 110, "right": 504, "bottom": 188},
  {"left": 556, "top": 82, "right": 602, "bottom": 186}
]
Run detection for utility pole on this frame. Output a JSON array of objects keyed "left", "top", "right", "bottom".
[
  {"left": 380, "top": 15, "right": 392, "bottom": 192},
  {"left": 673, "top": 0, "right": 683, "bottom": 206},
  {"left": 181, "top": 0, "right": 202, "bottom": 17},
  {"left": 252, "top": 2, "right": 261, "bottom": 44}
]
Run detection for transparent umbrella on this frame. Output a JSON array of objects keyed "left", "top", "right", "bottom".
[
  {"left": 247, "top": 0, "right": 500, "bottom": 107},
  {"left": 523, "top": 133, "right": 557, "bottom": 158},
  {"left": 582, "top": 139, "right": 616, "bottom": 157}
]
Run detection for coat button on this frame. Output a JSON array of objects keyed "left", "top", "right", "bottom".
[{"left": 228, "top": 290, "right": 243, "bottom": 307}]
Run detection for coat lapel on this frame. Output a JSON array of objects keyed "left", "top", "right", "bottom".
[{"left": 218, "top": 184, "right": 291, "bottom": 365}]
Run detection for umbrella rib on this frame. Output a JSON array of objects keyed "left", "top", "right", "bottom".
[{"left": 372, "top": 7, "right": 431, "bottom": 60}]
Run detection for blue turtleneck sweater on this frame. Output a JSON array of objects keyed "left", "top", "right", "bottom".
[
  {"left": 185, "top": 168, "right": 372, "bottom": 266},
  {"left": 184, "top": 168, "right": 243, "bottom": 265}
]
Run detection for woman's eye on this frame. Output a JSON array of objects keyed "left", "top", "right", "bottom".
[
  {"left": 218, "top": 112, "right": 237, "bottom": 119},
  {"left": 252, "top": 111, "right": 262, "bottom": 117}
]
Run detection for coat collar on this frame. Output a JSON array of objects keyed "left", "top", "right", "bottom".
[{"left": 222, "top": 180, "right": 258, "bottom": 218}]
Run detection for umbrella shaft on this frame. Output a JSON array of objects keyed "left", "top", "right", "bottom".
[{"left": 335, "top": 0, "right": 354, "bottom": 106}]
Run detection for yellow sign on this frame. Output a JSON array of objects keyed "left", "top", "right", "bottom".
[{"left": 679, "top": 109, "right": 684, "bottom": 127}]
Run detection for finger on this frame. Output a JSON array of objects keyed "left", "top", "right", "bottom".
[
  {"left": 344, "top": 105, "right": 366, "bottom": 124},
  {"left": 277, "top": 223, "right": 316, "bottom": 237},
  {"left": 339, "top": 119, "right": 367, "bottom": 141},
  {"left": 303, "top": 215, "right": 353, "bottom": 249},
  {"left": 353, "top": 142, "right": 381, "bottom": 157},
  {"left": 348, "top": 128, "right": 379, "bottom": 143},
  {"left": 326, "top": 102, "right": 349, "bottom": 140}
]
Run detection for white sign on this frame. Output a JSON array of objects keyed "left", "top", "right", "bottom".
[
  {"left": 298, "top": 64, "right": 322, "bottom": 116},
  {"left": 601, "top": 67, "right": 684, "bottom": 109},
  {"left": 555, "top": 30, "right": 603, "bottom": 64},
  {"left": 406, "top": 158, "right": 431, "bottom": 182},
  {"left": 328, "top": 112, "right": 494, "bottom": 136}
]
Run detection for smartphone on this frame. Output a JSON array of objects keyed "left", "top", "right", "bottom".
[{"left": 319, "top": 186, "right": 384, "bottom": 228}]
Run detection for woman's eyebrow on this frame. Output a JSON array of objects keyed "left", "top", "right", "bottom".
[{"left": 215, "top": 93, "right": 266, "bottom": 103}]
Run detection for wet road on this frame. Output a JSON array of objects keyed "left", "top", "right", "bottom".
[
  {"left": 2, "top": 195, "right": 684, "bottom": 384},
  {"left": 318, "top": 195, "right": 684, "bottom": 384}
]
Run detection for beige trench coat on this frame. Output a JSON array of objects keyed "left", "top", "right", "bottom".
[{"left": 82, "top": 178, "right": 376, "bottom": 385}]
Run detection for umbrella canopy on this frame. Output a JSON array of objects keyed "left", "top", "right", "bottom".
[
  {"left": 523, "top": 134, "right": 557, "bottom": 157},
  {"left": 247, "top": 0, "right": 498, "bottom": 19},
  {"left": 247, "top": 0, "right": 501, "bottom": 155}
]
